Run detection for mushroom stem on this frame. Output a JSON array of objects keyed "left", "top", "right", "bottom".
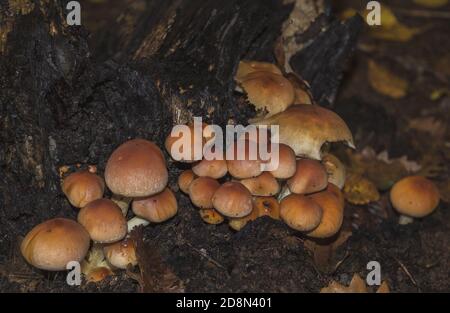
[
  {"left": 398, "top": 215, "right": 414, "bottom": 225},
  {"left": 127, "top": 216, "right": 150, "bottom": 232},
  {"left": 111, "top": 194, "right": 131, "bottom": 216},
  {"left": 277, "top": 184, "right": 292, "bottom": 202}
]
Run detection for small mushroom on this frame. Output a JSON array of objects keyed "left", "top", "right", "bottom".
[
  {"left": 322, "top": 153, "right": 346, "bottom": 189},
  {"left": 192, "top": 158, "right": 228, "bottom": 179},
  {"left": 132, "top": 187, "right": 178, "bottom": 224},
  {"left": 268, "top": 143, "right": 296, "bottom": 179},
  {"left": 287, "top": 159, "right": 328, "bottom": 194},
  {"left": 188, "top": 177, "right": 221, "bottom": 209},
  {"left": 229, "top": 196, "right": 280, "bottom": 231},
  {"left": 240, "top": 172, "right": 280, "bottom": 196},
  {"left": 178, "top": 169, "right": 196, "bottom": 194},
  {"left": 234, "top": 60, "right": 282, "bottom": 83},
  {"left": 212, "top": 181, "right": 253, "bottom": 218},
  {"left": 306, "top": 184, "right": 345, "bottom": 239},
  {"left": 390, "top": 176, "right": 440, "bottom": 224},
  {"left": 21, "top": 218, "right": 90, "bottom": 271},
  {"left": 252, "top": 105, "right": 355, "bottom": 160},
  {"left": 240, "top": 71, "right": 295, "bottom": 117},
  {"left": 165, "top": 123, "right": 206, "bottom": 163},
  {"left": 78, "top": 199, "right": 127, "bottom": 243},
  {"left": 226, "top": 139, "right": 263, "bottom": 179},
  {"left": 62, "top": 170, "right": 105, "bottom": 208},
  {"left": 280, "top": 194, "right": 323, "bottom": 232},
  {"left": 199, "top": 209, "right": 225, "bottom": 225},
  {"left": 103, "top": 237, "right": 137, "bottom": 269}
]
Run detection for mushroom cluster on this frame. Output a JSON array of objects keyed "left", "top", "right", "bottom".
[{"left": 21, "top": 138, "right": 174, "bottom": 281}]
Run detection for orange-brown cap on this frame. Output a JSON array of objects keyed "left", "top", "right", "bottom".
[
  {"left": 235, "top": 60, "right": 282, "bottom": 83},
  {"left": 390, "top": 176, "right": 440, "bottom": 218},
  {"left": 240, "top": 172, "right": 280, "bottom": 196},
  {"left": 226, "top": 139, "right": 262, "bottom": 179},
  {"left": 188, "top": 177, "right": 220, "bottom": 209},
  {"left": 132, "top": 187, "right": 178, "bottom": 223},
  {"left": 199, "top": 209, "right": 225, "bottom": 225},
  {"left": 192, "top": 158, "right": 228, "bottom": 179},
  {"left": 268, "top": 143, "right": 296, "bottom": 179},
  {"left": 252, "top": 105, "right": 354, "bottom": 160},
  {"left": 240, "top": 71, "right": 295, "bottom": 117},
  {"left": 21, "top": 218, "right": 90, "bottom": 271},
  {"left": 103, "top": 237, "right": 137, "bottom": 269},
  {"left": 105, "top": 139, "right": 168, "bottom": 198},
  {"left": 306, "top": 184, "right": 345, "bottom": 238},
  {"left": 78, "top": 199, "right": 127, "bottom": 243},
  {"left": 287, "top": 159, "right": 328, "bottom": 194},
  {"left": 62, "top": 170, "right": 105, "bottom": 208},
  {"left": 212, "top": 181, "right": 253, "bottom": 218},
  {"left": 178, "top": 169, "right": 196, "bottom": 194},
  {"left": 280, "top": 194, "right": 323, "bottom": 232}
]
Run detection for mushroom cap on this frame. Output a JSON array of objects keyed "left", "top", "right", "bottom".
[
  {"left": 78, "top": 199, "right": 127, "bottom": 243},
  {"left": 390, "top": 176, "right": 440, "bottom": 218},
  {"left": 280, "top": 194, "right": 323, "bottom": 232},
  {"left": 235, "top": 60, "right": 282, "bottom": 83},
  {"left": 192, "top": 158, "right": 228, "bottom": 179},
  {"left": 62, "top": 170, "right": 105, "bottom": 208},
  {"left": 199, "top": 209, "right": 225, "bottom": 225},
  {"left": 21, "top": 218, "right": 90, "bottom": 271},
  {"left": 212, "top": 181, "right": 253, "bottom": 218},
  {"left": 252, "top": 105, "right": 355, "bottom": 160},
  {"left": 103, "top": 238, "right": 137, "bottom": 269},
  {"left": 285, "top": 73, "right": 313, "bottom": 105},
  {"left": 105, "top": 139, "right": 168, "bottom": 198},
  {"left": 188, "top": 177, "right": 220, "bottom": 209},
  {"left": 85, "top": 267, "right": 113, "bottom": 283},
  {"left": 240, "top": 172, "right": 280, "bottom": 196},
  {"left": 132, "top": 187, "right": 178, "bottom": 223},
  {"left": 240, "top": 71, "right": 295, "bottom": 117},
  {"left": 322, "top": 153, "right": 346, "bottom": 189},
  {"left": 229, "top": 196, "right": 280, "bottom": 231},
  {"left": 226, "top": 139, "right": 262, "bottom": 179},
  {"left": 306, "top": 184, "right": 345, "bottom": 238},
  {"left": 268, "top": 143, "right": 296, "bottom": 179},
  {"left": 178, "top": 169, "right": 196, "bottom": 194},
  {"left": 165, "top": 124, "right": 206, "bottom": 163},
  {"left": 287, "top": 159, "right": 328, "bottom": 194}
]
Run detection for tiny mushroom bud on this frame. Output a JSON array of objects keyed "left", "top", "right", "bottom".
[
  {"left": 189, "top": 177, "right": 221, "bottom": 209},
  {"left": 78, "top": 199, "right": 127, "bottom": 243},
  {"left": 287, "top": 159, "right": 328, "bottom": 194},
  {"left": 199, "top": 209, "right": 225, "bottom": 225},
  {"left": 212, "top": 181, "right": 253, "bottom": 218},
  {"left": 252, "top": 105, "right": 354, "bottom": 160},
  {"left": 235, "top": 60, "right": 283, "bottom": 83},
  {"left": 178, "top": 169, "right": 196, "bottom": 194},
  {"left": 103, "top": 237, "right": 137, "bottom": 269},
  {"left": 62, "top": 170, "right": 105, "bottom": 208},
  {"left": 268, "top": 143, "right": 296, "bottom": 179},
  {"left": 21, "top": 218, "right": 90, "bottom": 271},
  {"left": 390, "top": 176, "right": 440, "bottom": 224},
  {"left": 306, "top": 184, "right": 345, "bottom": 238},
  {"left": 322, "top": 153, "right": 346, "bottom": 189},
  {"left": 240, "top": 71, "right": 295, "bottom": 117},
  {"left": 240, "top": 172, "right": 280, "bottom": 196},
  {"left": 105, "top": 139, "right": 168, "bottom": 198},
  {"left": 132, "top": 187, "right": 178, "bottom": 223},
  {"left": 226, "top": 139, "right": 262, "bottom": 179},
  {"left": 280, "top": 194, "right": 323, "bottom": 232}
]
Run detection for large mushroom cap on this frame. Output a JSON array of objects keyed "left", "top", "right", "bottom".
[
  {"left": 252, "top": 105, "right": 354, "bottom": 160},
  {"left": 240, "top": 71, "right": 295, "bottom": 117},
  {"left": 280, "top": 194, "right": 323, "bottom": 232},
  {"left": 132, "top": 187, "right": 178, "bottom": 223},
  {"left": 105, "top": 139, "right": 168, "bottom": 198},
  {"left": 212, "top": 181, "right": 253, "bottom": 218},
  {"left": 21, "top": 218, "right": 90, "bottom": 271},
  {"left": 78, "top": 199, "right": 127, "bottom": 243},
  {"left": 62, "top": 170, "right": 105, "bottom": 208},
  {"left": 390, "top": 176, "right": 440, "bottom": 218}
]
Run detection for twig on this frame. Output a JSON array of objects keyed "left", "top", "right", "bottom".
[
  {"left": 393, "top": 8, "right": 450, "bottom": 19},
  {"left": 393, "top": 256, "right": 420, "bottom": 291},
  {"left": 185, "top": 242, "right": 229, "bottom": 275}
]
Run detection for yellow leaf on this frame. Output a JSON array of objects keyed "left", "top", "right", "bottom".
[
  {"left": 413, "top": 0, "right": 448, "bottom": 8},
  {"left": 368, "top": 60, "right": 408, "bottom": 99},
  {"left": 344, "top": 173, "right": 380, "bottom": 205}
]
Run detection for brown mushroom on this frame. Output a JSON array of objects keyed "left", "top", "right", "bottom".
[
  {"left": 280, "top": 194, "right": 323, "bottom": 232},
  {"left": 192, "top": 158, "right": 228, "bottom": 179},
  {"left": 62, "top": 170, "right": 105, "bottom": 208},
  {"left": 267, "top": 143, "right": 296, "bottom": 179},
  {"left": 235, "top": 60, "right": 282, "bottom": 83},
  {"left": 226, "top": 139, "right": 262, "bottom": 179},
  {"left": 199, "top": 209, "right": 225, "bottom": 225},
  {"left": 178, "top": 169, "right": 196, "bottom": 194},
  {"left": 132, "top": 187, "right": 178, "bottom": 223},
  {"left": 212, "top": 181, "right": 253, "bottom": 218},
  {"left": 188, "top": 177, "right": 221, "bottom": 209},
  {"left": 240, "top": 172, "right": 280, "bottom": 196},
  {"left": 287, "top": 159, "right": 328, "bottom": 194},
  {"left": 165, "top": 123, "right": 206, "bottom": 163},
  {"left": 103, "top": 237, "right": 137, "bottom": 269},
  {"left": 229, "top": 196, "right": 280, "bottom": 231}
]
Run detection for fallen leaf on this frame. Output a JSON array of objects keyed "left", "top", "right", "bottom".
[
  {"left": 321, "top": 274, "right": 391, "bottom": 293},
  {"left": 376, "top": 281, "right": 391, "bottom": 293},
  {"left": 408, "top": 116, "right": 447, "bottom": 138},
  {"left": 368, "top": 60, "right": 408, "bottom": 99},
  {"left": 344, "top": 173, "right": 380, "bottom": 205},
  {"left": 413, "top": 0, "right": 449, "bottom": 8}
]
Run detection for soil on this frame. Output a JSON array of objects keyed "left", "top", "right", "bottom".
[{"left": 0, "top": 0, "right": 449, "bottom": 293}]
